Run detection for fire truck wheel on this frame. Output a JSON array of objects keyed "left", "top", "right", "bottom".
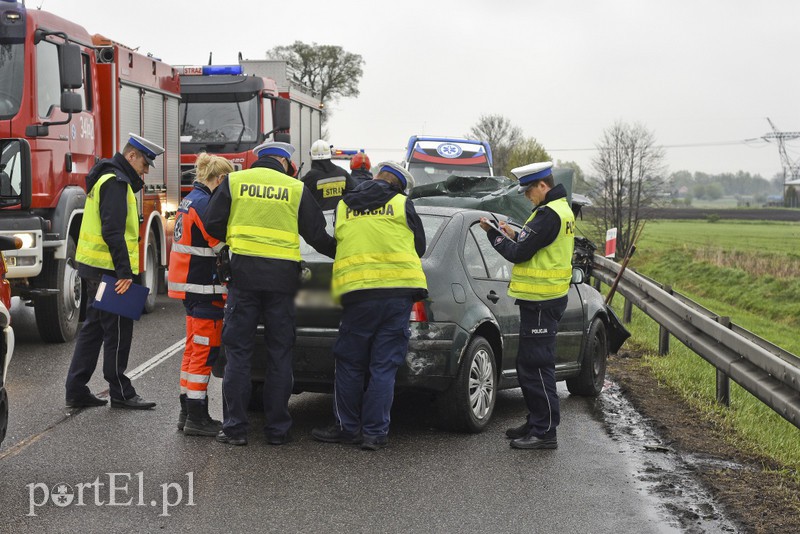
[
  {"left": 142, "top": 229, "right": 158, "bottom": 314},
  {"left": 35, "top": 236, "right": 81, "bottom": 343}
]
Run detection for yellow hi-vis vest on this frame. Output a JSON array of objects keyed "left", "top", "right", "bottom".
[
  {"left": 508, "top": 196, "right": 575, "bottom": 301},
  {"left": 332, "top": 194, "right": 427, "bottom": 301},
  {"left": 226, "top": 168, "right": 304, "bottom": 261},
  {"left": 76, "top": 174, "right": 140, "bottom": 274}
]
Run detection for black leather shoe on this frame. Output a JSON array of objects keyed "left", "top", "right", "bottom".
[
  {"left": 510, "top": 433, "right": 558, "bottom": 450},
  {"left": 66, "top": 394, "right": 108, "bottom": 408},
  {"left": 216, "top": 430, "right": 247, "bottom": 446},
  {"left": 505, "top": 422, "right": 530, "bottom": 439},
  {"left": 266, "top": 432, "right": 293, "bottom": 446},
  {"left": 361, "top": 435, "right": 388, "bottom": 451},
  {"left": 311, "top": 424, "right": 361, "bottom": 444},
  {"left": 110, "top": 395, "right": 156, "bottom": 410}
]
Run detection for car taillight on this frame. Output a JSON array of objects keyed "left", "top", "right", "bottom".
[{"left": 409, "top": 301, "right": 427, "bottom": 322}]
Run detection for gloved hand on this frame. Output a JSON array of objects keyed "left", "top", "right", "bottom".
[{"left": 216, "top": 245, "right": 232, "bottom": 284}]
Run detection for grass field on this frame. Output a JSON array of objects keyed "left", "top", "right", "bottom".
[{"left": 587, "top": 218, "right": 800, "bottom": 475}]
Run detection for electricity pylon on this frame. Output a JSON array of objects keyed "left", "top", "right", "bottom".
[{"left": 762, "top": 118, "right": 800, "bottom": 182}]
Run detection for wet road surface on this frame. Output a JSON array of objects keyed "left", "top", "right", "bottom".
[{"left": 0, "top": 295, "right": 739, "bottom": 533}]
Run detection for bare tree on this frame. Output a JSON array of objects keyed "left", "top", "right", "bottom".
[
  {"left": 467, "top": 115, "right": 523, "bottom": 176},
  {"left": 590, "top": 121, "right": 666, "bottom": 256},
  {"left": 267, "top": 41, "right": 364, "bottom": 127}
]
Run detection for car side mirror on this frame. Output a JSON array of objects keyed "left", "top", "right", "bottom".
[{"left": 571, "top": 267, "right": 585, "bottom": 285}]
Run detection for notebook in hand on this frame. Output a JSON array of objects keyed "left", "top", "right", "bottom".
[{"left": 92, "top": 275, "right": 150, "bottom": 320}]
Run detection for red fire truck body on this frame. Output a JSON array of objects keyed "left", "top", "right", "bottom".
[{"left": 0, "top": 2, "right": 180, "bottom": 342}]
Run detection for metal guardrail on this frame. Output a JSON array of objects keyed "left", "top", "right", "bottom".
[{"left": 591, "top": 254, "right": 800, "bottom": 430}]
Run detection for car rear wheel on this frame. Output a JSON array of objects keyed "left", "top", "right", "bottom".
[
  {"left": 436, "top": 335, "right": 496, "bottom": 433},
  {"left": 566, "top": 318, "right": 608, "bottom": 396}
]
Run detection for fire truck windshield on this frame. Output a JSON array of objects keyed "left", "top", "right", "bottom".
[
  {"left": 407, "top": 162, "right": 493, "bottom": 187},
  {"left": 0, "top": 43, "right": 24, "bottom": 120},
  {"left": 179, "top": 95, "right": 259, "bottom": 147}
]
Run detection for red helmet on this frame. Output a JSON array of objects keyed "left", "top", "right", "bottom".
[{"left": 350, "top": 152, "right": 371, "bottom": 171}]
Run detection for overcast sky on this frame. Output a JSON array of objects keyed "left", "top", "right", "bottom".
[{"left": 41, "top": 0, "right": 800, "bottom": 179}]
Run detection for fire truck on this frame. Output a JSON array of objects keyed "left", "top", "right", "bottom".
[
  {"left": 0, "top": 2, "right": 180, "bottom": 342},
  {"left": 178, "top": 61, "right": 322, "bottom": 191}
]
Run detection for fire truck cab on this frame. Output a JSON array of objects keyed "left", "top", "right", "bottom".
[
  {"left": 178, "top": 63, "right": 322, "bottom": 192},
  {"left": 0, "top": 2, "right": 180, "bottom": 342}
]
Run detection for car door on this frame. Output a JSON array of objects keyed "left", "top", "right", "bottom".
[{"left": 464, "top": 221, "right": 519, "bottom": 376}]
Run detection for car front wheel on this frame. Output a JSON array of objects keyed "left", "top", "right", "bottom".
[
  {"left": 437, "top": 335, "right": 496, "bottom": 433},
  {"left": 566, "top": 318, "right": 608, "bottom": 396}
]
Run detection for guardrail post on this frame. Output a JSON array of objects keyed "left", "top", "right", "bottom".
[
  {"left": 658, "top": 285, "right": 672, "bottom": 355},
  {"left": 593, "top": 276, "right": 601, "bottom": 292},
  {"left": 715, "top": 316, "right": 732, "bottom": 407},
  {"left": 623, "top": 298, "right": 633, "bottom": 323}
]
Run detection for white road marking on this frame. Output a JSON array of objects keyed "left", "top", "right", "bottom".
[{"left": 127, "top": 339, "right": 185, "bottom": 380}]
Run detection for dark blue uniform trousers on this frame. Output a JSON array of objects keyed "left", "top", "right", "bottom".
[
  {"left": 333, "top": 296, "right": 413, "bottom": 438},
  {"left": 65, "top": 278, "right": 137, "bottom": 401},
  {"left": 221, "top": 286, "right": 295, "bottom": 438},
  {"left": 516, "top": 299, "right": 567, "bottom": 438}
]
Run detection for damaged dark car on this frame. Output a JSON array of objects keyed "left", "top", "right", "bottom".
[{"left": 215, "top": 171, "right": 629, "bottom": 433}]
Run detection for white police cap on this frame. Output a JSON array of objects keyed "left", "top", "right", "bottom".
[
  {"left": 512, "top": 161, "right": 554, "bottom": 193},
  {"left": 253, "top": 141, "right": 295, "bottom": 160},
  {"left": 127, "top": 133, "right": 164, "bottom": 168},
  {"left": 375, "top": 161, "right": 415, "bottom": 192}
]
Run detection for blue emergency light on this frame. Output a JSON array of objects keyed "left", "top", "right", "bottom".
[
  {"left": 203, "top": 65, "right": 243, "bottom": 76},
  {"left": 333, "top": 149, "right": 360, "bottom": 157},
  {"left": 181, "top": 65, "right": 244, "bottom": 76}
]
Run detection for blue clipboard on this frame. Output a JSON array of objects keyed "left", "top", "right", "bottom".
[{"left": 92, "top": 275, "right": 150, "bottom": 321}]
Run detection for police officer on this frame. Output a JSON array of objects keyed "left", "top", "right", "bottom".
[
  {"left": 65, "top": 134, "right": 162, "bottom": 410},
  {"left": 349, "top": 150, "right": 373, "bottom": 185},
  {"left": 301, "top": 139, "right": 356, "bottom": 210},
  {"left": 479, "top": 161, "right": 574, "bottom": 449},
  {"left": 311, "top": 161, "right": 427, "bottom": 451},
  {"left": 168, "top": 153, "right": 233, "bottom": 437},
  {"left": 204, "top": 141, "right": 336, "bottom": 446}
]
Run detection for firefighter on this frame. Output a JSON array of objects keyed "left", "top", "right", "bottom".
[
  {"left": 301, "top": 139, "right": 357, "bottom": 210},
  {"left": 349, "top": 150, "right": 373, "bottom": 185},
  {"left": 311, "top": 162, "right": 427, "bottom": 451},
  {"left": 479, "top": 161, "right": 575, "bottom": 449},
  {"left": 64, "top": 134, "right": 162, "bottom": 410},
  {"left": 204, "top": 141, "right": 336, "bottom": 446},
  {"left": 168, "top": 153, "right": 234, "bottom": 436}
]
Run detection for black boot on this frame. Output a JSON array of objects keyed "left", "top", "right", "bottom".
[
  {"left": 183, "top": 398, "right": 222, "bottom": 437},
  {"left": 177, "top": 394, "right": 187, "bottom": 431}
]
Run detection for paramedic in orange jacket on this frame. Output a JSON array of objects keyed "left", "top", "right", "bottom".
[{"left": 168, "top": 153, "right": 233, "bottom": 436}]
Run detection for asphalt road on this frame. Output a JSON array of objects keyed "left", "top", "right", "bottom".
[{"left": 0, "top": 295, "right": 738, "bottom": 533}]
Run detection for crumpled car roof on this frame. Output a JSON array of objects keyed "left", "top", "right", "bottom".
[{"left": 409, "top": 168, "right": 589, "bottom": 224}]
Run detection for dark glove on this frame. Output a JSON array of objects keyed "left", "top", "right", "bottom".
[{"left": 216, "top": 245, "right": 232, "bottom": 284}]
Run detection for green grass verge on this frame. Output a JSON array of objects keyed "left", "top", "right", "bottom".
[
  {"left": 615, "top": 305, "right": 800, "bottom": 478},
  {"left": 591, "top": 218, "right": 800, "bottom": 477}
]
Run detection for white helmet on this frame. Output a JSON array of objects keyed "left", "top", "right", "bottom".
[{"left": 310, "top": 139, "right": 332, "bottom": 160}]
